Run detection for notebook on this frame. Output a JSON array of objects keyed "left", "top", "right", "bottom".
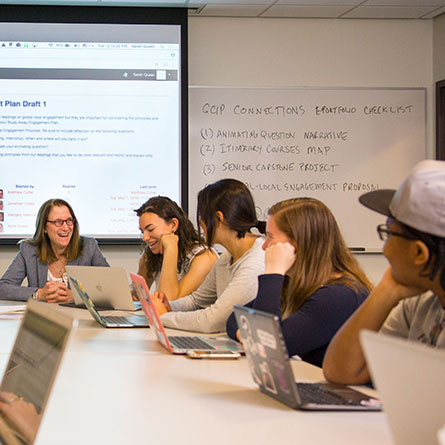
[
  {"left": 129, "top": 272, "right": 243, "bottom": 354},
  {"left": 360, "top": 330, "right": 445, "bottom": 445},
  {"left": 69, "top": 277, "right": 149, "bottom": 328},
  {"left": 0, "top": 299, "right": 76, "bottom": 444},
  {"left": 66, "top": 266, "right": 136, "bottom": 311},
  {"left": 233, "top": 305, "right": 381, "bottom": 411}
]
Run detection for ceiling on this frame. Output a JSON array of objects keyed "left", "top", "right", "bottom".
[
  {"left": 1, "top": 0, "right": 444, "bottom": 18},
  {"left": 188, "top": 0, "right": 445, "bottom": 18}
]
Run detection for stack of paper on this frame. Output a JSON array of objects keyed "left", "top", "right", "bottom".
[{"left": 0, "top": 302, "right": 27, "bottom": 320}]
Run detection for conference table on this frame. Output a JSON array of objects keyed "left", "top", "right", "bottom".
[{"left": 0, "top": 303, "right": 394, "bottom": 445}]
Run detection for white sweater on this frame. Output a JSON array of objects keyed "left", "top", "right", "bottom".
[{"left": 160, "top": 237, "right": 265, "bottom": 333}]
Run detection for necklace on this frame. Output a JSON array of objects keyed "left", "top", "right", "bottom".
[{"left": 50, "top": 257, "right": 66, "bottom": 277}]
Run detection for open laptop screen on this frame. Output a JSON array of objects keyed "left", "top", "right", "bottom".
[{"left": 0, "top": 301, "right": 74, "bottom": 444}]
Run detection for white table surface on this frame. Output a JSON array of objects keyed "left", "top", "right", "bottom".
[{"left": 0, "top": 301, "right": 393, "bottom": 445}]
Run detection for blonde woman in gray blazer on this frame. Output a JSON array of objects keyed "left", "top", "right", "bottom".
[{"left": 0, "top": 198, "right": 109, "bottom": 302}]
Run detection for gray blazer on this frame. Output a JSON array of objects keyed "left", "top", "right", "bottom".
[{"left": 0, "top": 237, "right": 110, "bottom": 301}]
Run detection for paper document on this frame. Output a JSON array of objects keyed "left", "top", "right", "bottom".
[{"left": 0, "top": 301, "right": 27, "bottom": 315}]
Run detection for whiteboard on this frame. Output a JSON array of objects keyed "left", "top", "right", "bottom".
[{"left": 189, "top": 87, "right": 426, "bottom": 251}]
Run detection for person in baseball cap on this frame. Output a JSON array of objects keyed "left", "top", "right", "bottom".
[{"left": 323, "top": 160, "right": 445, "bottom": 385}]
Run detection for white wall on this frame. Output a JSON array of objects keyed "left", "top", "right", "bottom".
[
  {"left": 189, "top": 18, "right": 431, "bottom": 88},
  {"left": 433, "top": 13, "right": 445, "bottom": 82},
  {"left": 0, "top": 17, "right": 434, "bottom": 286},
  {"left": 188, "top": 17, "right": 433, "bottom": 285}
]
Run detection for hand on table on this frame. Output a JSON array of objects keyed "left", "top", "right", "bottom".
[
  {"left": 0, "top": 391, "right": 39, "bottom": 443},
  {"left": 37, "top": 282, "right": 74, "bottom": 304},
  {"left": 151, "top": 291, "right": 171, "bottom": 315}
]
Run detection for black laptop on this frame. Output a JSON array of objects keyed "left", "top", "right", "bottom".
[{"left": 234, "top": 305, "right": 381, "bottom": 411}]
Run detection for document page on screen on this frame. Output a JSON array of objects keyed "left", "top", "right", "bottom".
[{"left": 0, "top": 22, "right": 182, "bottom": 240}]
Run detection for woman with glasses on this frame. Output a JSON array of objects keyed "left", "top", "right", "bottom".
[
  {"left": 0, "top": 198, "right": 109, "bottom": 302},
  {"left": 226, "top": 197, "right": 373, "bottom": 367}
]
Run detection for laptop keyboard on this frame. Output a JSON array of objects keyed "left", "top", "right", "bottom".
[
  {"left": 169, "top": 336, "right": 215, "bottom": 350},
  {"left": 297, "top": 383, "right": 360, "bottom": 406},
  {"left": 103, "top": 316, "right": 135, "bottom": 325}
]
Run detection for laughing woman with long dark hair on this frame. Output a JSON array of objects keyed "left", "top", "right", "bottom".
[{"left": 135, "top": 196, "right": 217, "bottom": 301}]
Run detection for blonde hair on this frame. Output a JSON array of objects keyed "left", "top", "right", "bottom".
[{"left": 269, "top": 198, "right": 372, "bottom": 318}]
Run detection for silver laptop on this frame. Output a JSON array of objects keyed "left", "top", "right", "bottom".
[
  {"left": 0, "top": 299, "right": 76, "bottom": 444},
  {"left": 66, "top": 266, "right": 135, "bottom": 311},
  {"left": 69, "top": 277, "right": 149, "bottom": 328},
  {"left": 234, "top": 305, "right": 381, "bottom": 411},
  {"left": 130, "top": 272, "right": 243, "bottom": 354},
  {"left": 360, "top": 330, "right": 445, "bottom": 445}
]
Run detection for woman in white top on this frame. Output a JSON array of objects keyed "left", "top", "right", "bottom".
[
  {"left": 152, "top": 179, "right": 266, "bottom": 333},
  {"left": 136, "top": 196, "right": 217, "bottom": 301}
]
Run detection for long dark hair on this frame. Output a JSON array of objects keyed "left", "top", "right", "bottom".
[
  {"left": 24, "top": 198, "right": 83, "bottom": 263},
  {"left": 196, "top": 179, "right": 265, "bottom": 247},
  {"left": 135, "top": 196, "right": 204, "bottom": 279},
  {"left": 269, "top": 198, "right": 373, "bottom": 317}
]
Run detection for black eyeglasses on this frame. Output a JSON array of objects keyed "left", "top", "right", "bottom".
[
  {"left": 376, "top": 224, "right": 417, "bottom": 242},
  {"left": 47, "top": 217, "right": 75, "bottom": 228}
]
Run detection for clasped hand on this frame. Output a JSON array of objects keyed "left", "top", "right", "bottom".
[
  {"left": 151, "top": 290, "right": 171, "bottom": 315},
  {"left": 38, "top": 281, "right": 73, "bottom": 304}
]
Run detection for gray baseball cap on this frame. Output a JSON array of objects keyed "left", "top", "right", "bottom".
[{"left": 359, "top": 160, "right": 445, "bottom": 238}]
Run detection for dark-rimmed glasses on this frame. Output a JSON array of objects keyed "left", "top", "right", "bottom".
[
  {"left": 376, "top": 224, "right": 417, "bottom": 242},
  {"left": 47, "top": 217, "right": 75, "bottom": 228}
]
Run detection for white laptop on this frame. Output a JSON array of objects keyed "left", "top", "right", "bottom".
[
  {"left": 66, "top": 266, "right": 135, "bottom": 311},
  {"left": 130, "top": 273, "right": 243, "bottom": 354},
  {"left": 360, "top": 330, "right": 445, "bottom": 445},
  {"left": 0, "top": 299, "right": 76, "bottom": 444}
]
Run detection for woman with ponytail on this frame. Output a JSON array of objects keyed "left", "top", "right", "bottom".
[
  {"left": 226, "top": 197, "right": 372, "bottom": 367},
  {"left": 151, "top": 179, "right": 265, "bottom": 333}
]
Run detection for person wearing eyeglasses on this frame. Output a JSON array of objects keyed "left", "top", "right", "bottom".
[
  {"left": 323, "top": 160, "right": 445, "bottom": 385},
  {"left": 0, "top": 198, "right": 109, "bottom": 302}
]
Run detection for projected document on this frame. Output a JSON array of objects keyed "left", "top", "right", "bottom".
[{"left": 0, "top": 23, "right": 182, "bottom": 239}]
